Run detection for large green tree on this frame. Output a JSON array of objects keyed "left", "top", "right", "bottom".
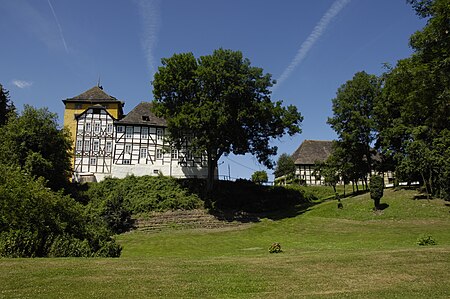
[
  {"left": 375, "top": 0, "right": 450, "bottom": 198},
  {"left": 328, "top": 71, "right": 381, "bottom": 188},
  {"left": 152, "top": 49, "right": 303, "bottom": 192},
  {"left": 0, "top": 84, "right": 15, "bottom": 126},
  {"left": 0, "top": 105, "right": 72, "bottom": 191}
]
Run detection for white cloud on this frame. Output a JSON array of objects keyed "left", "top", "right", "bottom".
[
  {"left": 136, "top": 0, "right": 162, "bottom": 78},
  {"left": 12, "top": 80, "right": 33, "bottom": 89},
  {"left": 275, "top": 0, "right": 352, "bottom": 90}
]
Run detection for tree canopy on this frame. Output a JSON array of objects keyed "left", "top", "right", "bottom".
[
  {"left": 325, "top": 0, "right": 450, "bottom": 198},
  {"left": 152, "top": 49, "right": 303, "bottom": 191},
  {"left": 327, "top": 71, "right": 381, "bottom": 188},
  {"left": 0, "top": 83, "right": 15, "bottom": 126},
  {"left": 273, "top": 153, "right": 296, "bottom": 178},
  {"left": 375, "top": 0, "right": 450, "bottom": 198},
  {"left": 0, "top": 105, "right": 72, "bottom": 191}
]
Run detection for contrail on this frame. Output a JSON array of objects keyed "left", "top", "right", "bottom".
[
  {"left": 136, "top": 0, "right": 161, "bottom": 78},
  {"left": 47, "top": 0, "right": 68, "bottom": 53},
  {"left": 275, "top": 0, "right": 351, "bottom": 90}
]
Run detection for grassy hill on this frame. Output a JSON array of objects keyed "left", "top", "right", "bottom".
[{"left": 1, "top": 188, "right": 450, "bottom": 298}]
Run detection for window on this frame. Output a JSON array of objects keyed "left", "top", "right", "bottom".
[
  {"left": 156, "top": 129, "right": 163, "bottom": 140},
  {"left": 93, "top": 108, "right": 101, "bottom": 114},
  {"left": 156, "top": 149, "right": 163, "bottom": 159},
  {"left": 105, "top": 141, "right": 112, "bottom": 153},
  {"left": 126, "top": 127, "right": 133, "bottom": 138},
  {"left": 75, "top": 103, "right": 82, "bottom": 109},
  {"left": 106, "top": 123, "right": 113, "bottom": 133},
  {"left": 94, "top": 122, "right": 101, "bottom": 133},
  {"left": 85, "top": 123, "right": 91, "bottom": 132},
  {"left": 84, "top": 140, "right": 90, "bottom": 151},
  {"left": 90, "top": 157, "right": 97, "bottom": 165},
  {"left": 153, "top": 169, "right": 160, "bottom": 174},
  {"left": 140, "top": 148, "right": 147, "bottom": 159},
  {"left": 76, "top": 140, "right": 83, "bottom": 150},
  {"left": 171, "top": 150, "right": 178, "bottom": 160},
  {"left": 125, "top": 144, "right": 132, "bottom": 154},
  {"left": 117, "top": 126, "right": 124, "bottom": 133},
  {"left": 123, "top": 159, "right": 131, "bottom": 165},
  {"left": 142, "top": 115, "right": 150, "bottom": 121},
  {"left": 141, "top": 127, "right": 148, "bottom": 139},
  {"left": 93, "top": 139, "right": 100, "bottom": 152}
]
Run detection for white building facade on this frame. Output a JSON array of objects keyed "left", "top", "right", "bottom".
[{"left": 73, "top": 102, "right": 208, "bottom": 183}]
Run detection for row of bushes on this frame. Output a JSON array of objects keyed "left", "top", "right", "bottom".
[{"left": 1, "top": 169, "right": 319, "bottom": 257}]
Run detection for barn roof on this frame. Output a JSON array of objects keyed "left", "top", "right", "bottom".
[
  {"left": 118, "top": 102, "right": 167, "bottom": 126},
  {"left": 291, "top": 140, "right": 333, "bottom": 165}
]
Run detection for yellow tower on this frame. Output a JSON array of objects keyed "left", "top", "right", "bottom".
[{"left": 62, "top": 86, "right": 124, "bottom": 153}]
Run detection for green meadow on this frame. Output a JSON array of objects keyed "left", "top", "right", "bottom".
[{"left": 1, "top": 189, "right": 450, "bottom": 298}]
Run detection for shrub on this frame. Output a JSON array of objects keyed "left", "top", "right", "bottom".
[
  {"left": 0, "top": 165, "right": 121, "bottom": 257},
  {"left": 85, "top": 176, "right": 203, "bottom": 215},
  {"left": 0, "top": 230, "right": 42, "bottom": 258},
  {"left": 48, "top": 234, "right": 91, "bottom": 257},
  {"left": 269, "top": 242, "right": 282, "bottom": 253},
  {"left": 370, "top": 175, "right": 384, "bottom": 209},
  {"left": 417, "top": 235, "right": 437, "bottom": 246}
]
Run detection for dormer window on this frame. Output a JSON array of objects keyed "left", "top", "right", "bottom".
[{"left": 142, "top": 116, "right": 150, "bottom": 121}]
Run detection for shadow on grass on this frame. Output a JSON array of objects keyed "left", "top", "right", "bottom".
[
  {"left": 210, "top": 200, "right": 321, "bottom": 223},
  {"left": 377, "top": 203, "right": 390, "bottom": 210}
]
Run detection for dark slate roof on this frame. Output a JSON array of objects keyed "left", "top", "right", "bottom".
[
  {"left": 291, "top": 140, "right": 333, "bottom": 165},
  {"left": 64, "top": 86, "right": 120, "bottom": 102},
  {"left": 117, "top": 102, "right": 167, "bottom": 126}
]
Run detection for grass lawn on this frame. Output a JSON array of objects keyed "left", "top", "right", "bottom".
[{"left": 1, "top": 189, "right": 450, "bottom": 298}]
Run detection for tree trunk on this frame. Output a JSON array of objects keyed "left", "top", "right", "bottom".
[
  {"left": 420, "top": 172, "right": 430, "bottom": 200},
  {"left": 206, "top": 150, "right": 220, "bottom": 201}
]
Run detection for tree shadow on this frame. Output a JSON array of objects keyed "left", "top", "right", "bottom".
[{"left": 377, "top": 203, "right": 390, "bottom": 210}]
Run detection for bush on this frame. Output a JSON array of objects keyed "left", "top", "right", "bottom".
[
  {"left": 269, "top": 242, "right": 282, "bottom": 253},
  {"left": 0, "top": 230, "right": 42, "bottom": 258},
  {"left": 417, "top": 235, "right": 437, "bottom": 246},
  {"left": 48, "top": 234, "right": 91, "bottom": 257},
  {"left": 0, "top": 165, "right": 121, "bottom": 257},
  {"left": 85, "top": 176, "right": 203, "bottom": 215},
  {"left": 370, "top": 175, "right": 384, "bottom": 209},
  {"left": 211, "top": 180, "right": 312, "bottom": 213}
]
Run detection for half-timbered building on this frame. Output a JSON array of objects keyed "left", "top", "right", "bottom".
[
  {"left": 64, "top": 87, "right": 209, "bottom": 182},
  {"left": 73, "top": 105, "right": 116, "bottom": 182},
  {"left": 291, "top": 140, "right": 333, "bottom": 185}
]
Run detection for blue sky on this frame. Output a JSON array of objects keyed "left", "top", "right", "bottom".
[{"left": 0, "top": 0, "right": 426, "bottom": 180}]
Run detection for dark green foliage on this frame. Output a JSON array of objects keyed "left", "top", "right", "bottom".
[
  {"left": 0, "top": 83, "right": 15, "bottom": 126},
  {"left": 47, "top": 234, "right": 91, "bottom": 257},
  {"left": 85, "top": 175, "right": 203, "bottom": 216},
  {"left": 274, "top": 153, "right": 296, "bottom": 178},
  {"left": 328, "top": 72, "right": 380, "bottom": 187},
  {"left": 417, "top": 235, "right": 437, "bottom": 246},
  {"left": 0, "top": 165, "right": 121, "bottom": 257},
  {"left": 152, "top": 49, "right": 303, "bottom": 192},
  {"left": 0, "top": 105, "right": 72, "bottom": 191},
  {"left": 369, "top": 175, "right": 384, "bottom": 209},
  {"left": 251, "top": 170, "right": 268, "bottom": 185},
  {"left": 375, "top": 0, "right": 450, "bottom": 198},
  {"left": 211, "top": 180, "right": 313, "bottom": 213}
]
